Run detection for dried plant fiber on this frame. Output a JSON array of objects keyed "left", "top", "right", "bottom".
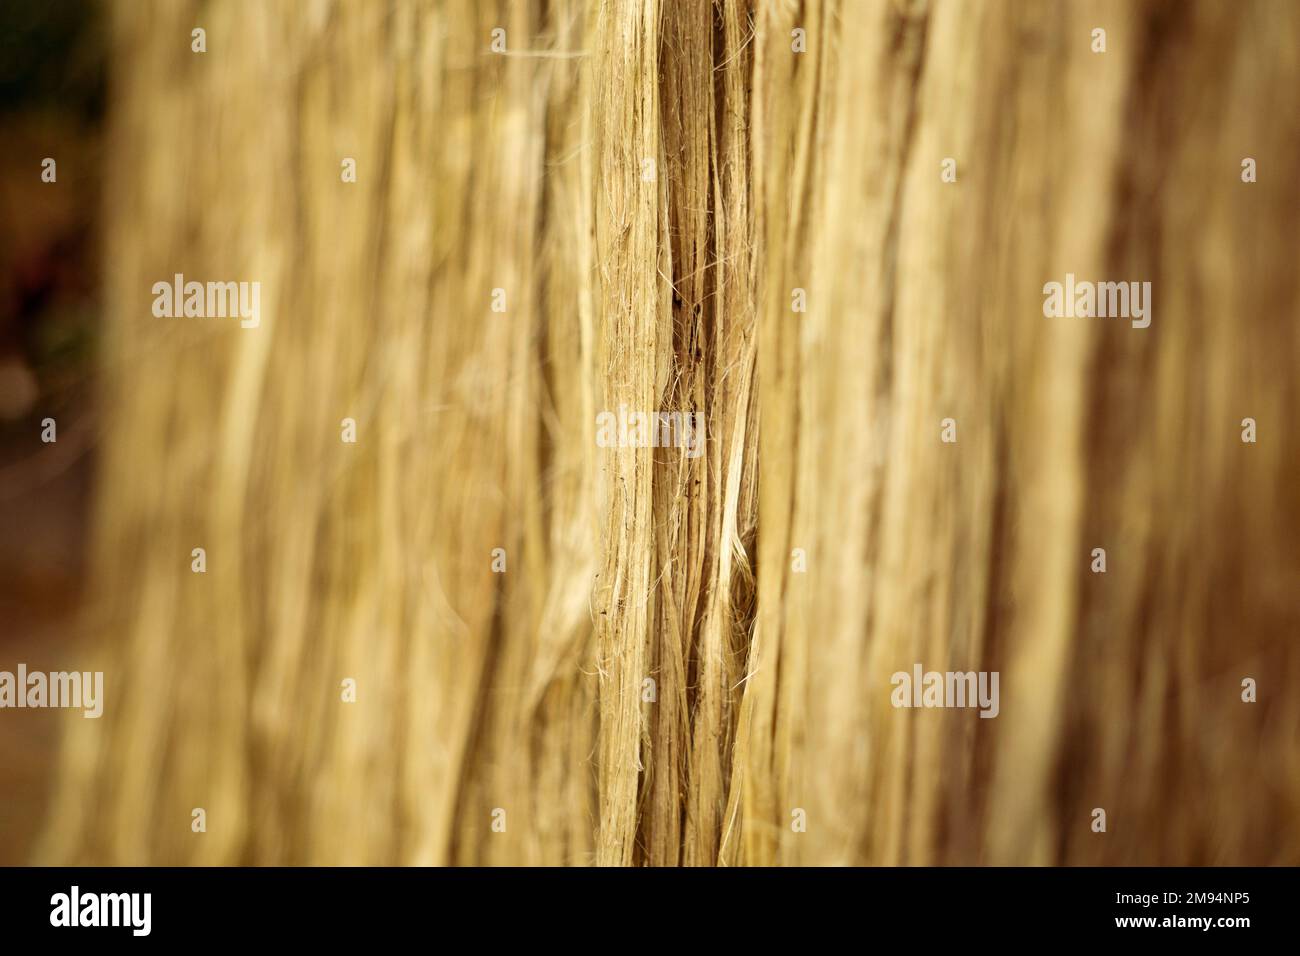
[{"left": 39, "top": 0, "right": 1300, "bottom": 865}]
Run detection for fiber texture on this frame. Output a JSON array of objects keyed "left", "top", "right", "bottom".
[{"left": 40, "top": 0, "right": 1300, "bottom": 865}]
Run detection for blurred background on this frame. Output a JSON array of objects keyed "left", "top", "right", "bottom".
[{"left": 0, "top": 0, "right": 103, "bottom": 864}]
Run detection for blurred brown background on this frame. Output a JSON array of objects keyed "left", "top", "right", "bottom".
[{"left": 0, "top": 0, "right": 102, "bottom": 865}]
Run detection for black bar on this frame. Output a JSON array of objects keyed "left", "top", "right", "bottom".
[{"left": 0, "top": 866, "right": 1287, "bottom": 942}]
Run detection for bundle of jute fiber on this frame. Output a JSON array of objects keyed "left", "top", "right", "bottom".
[{"left": 38, "top": 0, "right": 1300, "bottom": 866}]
